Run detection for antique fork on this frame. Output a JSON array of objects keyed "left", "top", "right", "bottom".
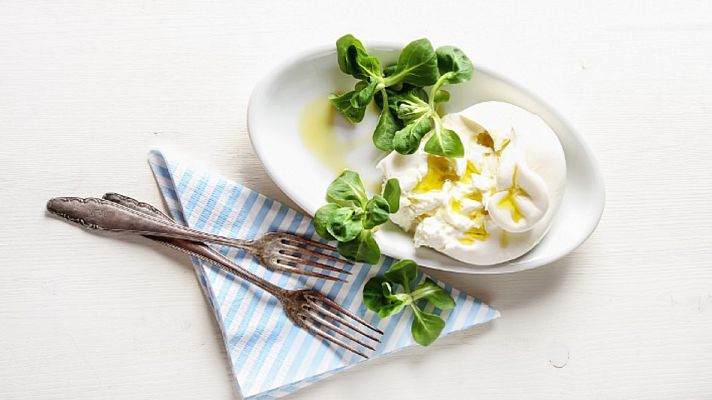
[
  {"left": 101, "top": 192, "right": 382, "bottom": 358},
  {"left": 46, "top": 196, "right": 351, "bottom": 281}
]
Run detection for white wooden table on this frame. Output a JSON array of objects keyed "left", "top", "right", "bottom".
[{"left": 2, "top": 1, "right": 711, "bottom": 398}]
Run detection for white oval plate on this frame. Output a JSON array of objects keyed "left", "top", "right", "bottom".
[{"left": 248, "top": 43, "right": 604, "bottom": 274}]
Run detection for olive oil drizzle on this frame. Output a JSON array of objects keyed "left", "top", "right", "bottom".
[{"left": 497, "top": 165, "right": 528, "bottom": 223}]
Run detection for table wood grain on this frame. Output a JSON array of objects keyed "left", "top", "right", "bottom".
[{"left": 1, "top": 1, "right": 711, "bottom": 398}]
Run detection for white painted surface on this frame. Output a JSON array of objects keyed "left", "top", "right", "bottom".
[{"left": 1, "top": 1, "right": 711, "bottom": 398}]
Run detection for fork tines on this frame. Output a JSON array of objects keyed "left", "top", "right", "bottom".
[
  {"left": 275, "top": 234, "right": 353, "bottom": 281},
  {"left": 301, "top": 291, "right": 383, "bottom": 359}
]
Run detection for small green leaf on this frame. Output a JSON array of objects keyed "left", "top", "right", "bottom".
[
  {"left": 382, "top": 281, "right": 411, "bottom": 303},
  {"left": 382, "top": 64, "right": 397, "bottom": 77},
  {"left": 411, "top": 278, "right": 456, "bottom": 310},
  {"left": 326, "top": 170, "right": 368, "bottom": 208},
  {"left": 378, "top": 281, "right": 410, "bottom": 317},
  {"left": 372, "top": 106, "right": 399, "bottom": 152},
  {"left": 385, "top": 38, "right": 440, "bottom": 87},
  {"left": 411, "top": 307, "right": 446, "bottom": 346},
  {"left": 393, "top": 88, "right": 429, "bottom": 122},
  {"left": 375, "top": 86, "right": 427, "bottom": 120},
  {"left": 436, "top": 45, "right": 474, "bottom": 85},
  {"left": 335, "top": 34, "right": 362, "bottom": 75},
  {"left": 374, "top": 88, "right": 397, "bottom": 116},
  {"left": 363, "top": 277, "right": 389, "bottom": 310},
  {"left": 328, "top": 91, "right": 367, "bottom": 123},
  {"left": 404, "top": 86, "right": 429, "bottom": 103},
  {"left": 382, "top": 65, "right": 402, "bottom": 91},
  {"left": 337, "top": 230, "right": 381, "bottom": 264},
  {"left": 363, "top": 278, "right": 408, "bottom": 318},
  {"left": 433, "top": 89, "right": 450, "bottom": 104},
  {"left": 354, "top": 50, "right": 382, "bottom": 81},
  {"left": 393, "top": 117, "right": 433, "bottom": 155},
  {"left": 382, "top": 178, "right": 400, "bottom": 213},
  {"left": 325, "top": 207, "right": 363, "bottom": 242},
  {"left": 349, "top": 79, "right": 378, "bottom": 109},
  {"left": 354, "top": 80, "right": 368, "bottom": 90},
  {"left": 377, "top": 302, "right": 408, "bottom": 318},
  {"left": 313, "top": 204, "right": 340, "bottom": 241},
  {"left": 385, "top": 259, "right": 418, "bottom": 290},
  {"left": 424, "top": 126, "right": 464, "bottom": 157},
  {"left": 335, "top": 34, "right": 369, "bottom": 79},
  {"left": 363, "top": 195, "right": 390, "bottom": 229}
]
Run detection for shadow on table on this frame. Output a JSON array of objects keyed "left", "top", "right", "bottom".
[{"left": 424, "top": 254, "right": 572, "bottom": 311}]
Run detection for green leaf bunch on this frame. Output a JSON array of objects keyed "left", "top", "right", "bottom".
[
  {"left": 362, "top": 259, "right": 456, "bottom": 346},
  {"left": 314, "top": 170, "right": 400, "bottom": 264},
  {"left": 330, "top": 35, "right": 474, "bottom": 158}
]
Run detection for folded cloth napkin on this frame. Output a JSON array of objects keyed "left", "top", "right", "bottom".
[{"left": 148, "top": 149, "right": 499, "bottom": 399}]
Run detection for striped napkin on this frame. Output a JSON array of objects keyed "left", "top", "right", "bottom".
[{"left": 148, "top": 149, "right": 499, "bottom": 399}]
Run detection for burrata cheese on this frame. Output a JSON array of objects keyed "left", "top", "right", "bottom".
[{"left": 377, "top": 101, "right": 566, "bottom": 265}]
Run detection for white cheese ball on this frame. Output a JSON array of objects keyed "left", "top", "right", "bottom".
[{"left": 377, "top": 101, "right": 566, "bottom": 265}]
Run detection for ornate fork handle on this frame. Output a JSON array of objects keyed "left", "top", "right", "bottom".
[
  {"left": 46, "top": 197, "right": 254, "bottom": 251},
  {"left": 100, "top": 193, "right": 284, "bottom": 295}
]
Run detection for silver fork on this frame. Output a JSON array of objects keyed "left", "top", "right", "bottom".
[
  {"left": 101, "top": 193, "right": 382, "bottom": 358},
  {"left": 46, "top": 196, "right": 352, "bottom": 281}
]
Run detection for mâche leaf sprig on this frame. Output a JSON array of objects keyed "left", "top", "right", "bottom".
[
  {"left": 314, "top": 170, "right": 400, "bottom": 264},
  {"left": 363, "top": 259, "right": 455, "bottom": 346},
  {"left": 330, "top": 34, "right": 474, "bottom": 158}
]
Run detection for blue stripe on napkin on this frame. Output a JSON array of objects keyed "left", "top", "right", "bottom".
[{"left": 148, "top": 149, "right": 499, "bottom": 400}]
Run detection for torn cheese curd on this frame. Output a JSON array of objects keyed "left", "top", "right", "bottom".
[{"left": 377, "top": 101, "right": 566, "bottom": 265}]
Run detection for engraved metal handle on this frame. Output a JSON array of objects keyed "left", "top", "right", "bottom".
[
  {"left": 101, "top": 193, "right": 282, "bottom": 295},
  {"left": 46, "top": 197, "right": 253, "bottom": 251}
]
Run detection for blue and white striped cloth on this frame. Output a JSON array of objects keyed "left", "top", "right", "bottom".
[{"left": 148, "top": 149, "right": 499, "bottom": 399}]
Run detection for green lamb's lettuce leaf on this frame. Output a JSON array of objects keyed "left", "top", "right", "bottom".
[
  {"left": 326, "top": 170, "right": 368, "bottom": 208},
  {"left": 336, "top": 34, "right": 380, "bottom": 79},
  {"left": 411, "top": 278, "right": 456, "bottom": 309},
  {"left": 325, "top": 207, "right": 363, "bottom": 242},
  {"left": 424, "top": 126, "right": 465, "bottom": 157},
  {"left": 315, "top": 170, "right": 400, "bottom": 264},
  {"left": 393, "top": 88, "right": 429, "bottom": 122},
  {"left": 393, "top": 116, "right": 433, "bottom": 155},
  {"left": 372, "top": 106, "right": 400, "bottom": 152},
  {"left": 363, "top": 277, "right": 392, "bottom": 314},
  {"left": 349, "top": 79, "right": 379, "bottom": 109},
  {"left": 332, "top": 35, "right": 384, "bottom": 125},
  {"left": 363, "top": 277, "right": 409, "bottom": 318},
  {"left": 363, "top": 195, "right": 390, "bottom": 230},
  {"left": 384, "top": 259, "right": 418, "bottom": 290},
  {"left": 379, "top": 281, "right": 411, "bottom": 316},
  {"left": 383, "top": 64, "right": 397, "bottom": 77},
  {"left": 329, "top": 80, "right": 379, "bottom": 124},
  {"left": 384, "top": 38, "right": 440, "bottom": 87},
  {"left": 328, "top": 90, "right": 368, "bottom": 124},
  {"left": 313, "top": 203, "right": 340, "bottom": 241},
  {"left": 330, "top": 36, "right": 474, "bottom": 157},
  {"left": 435, "top": 45, "right": 474, "bottom": 85},
  {"left": 411, "top": 307, "right": 446, "bottom": 346},
  {"left": 335, "top": 34, "right": 362, "bottom": 76},
  {"left": 337, "top": 229, "right": 380, "bottom": 264},
  {"left": 382, "top": 178, "right": 400, "bottom": 213},
  {"left": 354, "top": 50, "right": 382, "bottom": 81},
  {"left": 374, "top": 86, "right": 426, "bottom": 117},
  {"left": 361, "top": 258, "right": 456, "bottom": 347},
  {"left": 433, "top": 89, "right": 450, "bottom": 104}
]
